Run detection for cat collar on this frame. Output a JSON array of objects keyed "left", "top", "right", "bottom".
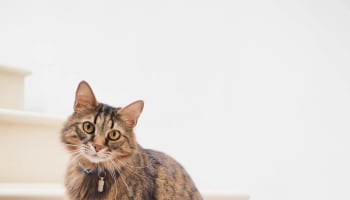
[{"left": 78, "top": 162, "right": 105, "bottom": 175}]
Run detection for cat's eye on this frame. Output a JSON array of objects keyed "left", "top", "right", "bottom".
[
  {"left": 108, "top": 130, "right": 121, "bottom": 141},
  {"left": 82, "top": 121, "right": 95, "bottom": 134}
]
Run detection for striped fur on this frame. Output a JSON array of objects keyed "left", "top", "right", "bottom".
[{"left": 61, "top": 81, "right": 202, "bottom": 200}]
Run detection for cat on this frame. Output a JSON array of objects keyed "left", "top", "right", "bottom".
[{"left": 61, "top": 81, "right": 202, "bottom": 200}]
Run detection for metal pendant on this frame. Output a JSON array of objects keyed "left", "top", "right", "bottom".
[
  {"left": 98, "top": 170, "right": 106, "bottom": 192},
  {"left": 98, "top": 177, "right": 105, "bottom": 192}
]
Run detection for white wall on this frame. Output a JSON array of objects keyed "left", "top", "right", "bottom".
[{"left": 1, "top": 0, "right": 350, "bottom": 199}]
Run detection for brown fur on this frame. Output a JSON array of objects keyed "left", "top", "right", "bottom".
[{"left": 61, "top": 81, "right": 202, "bottom": 200}]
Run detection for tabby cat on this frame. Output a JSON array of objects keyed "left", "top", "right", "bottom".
[{"left": 61, "top": 81, "right": 202, "bottom": 200}]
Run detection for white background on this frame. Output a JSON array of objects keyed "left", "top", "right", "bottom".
[{"left": 1, "top": 1, "right": 350, "bottom": 199}]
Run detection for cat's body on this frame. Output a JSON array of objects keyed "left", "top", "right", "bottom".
[{"left": 61, "top": 81, "right": 202, "bottom": 200}]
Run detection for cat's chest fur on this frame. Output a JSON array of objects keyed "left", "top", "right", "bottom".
[
  {"left": 65, "top": 149, "right": 157, "bottom": 200},
  {"left": 64, "top": 149, "right": 202, "bottom": 200},
  {"left": 67, "top": 171, "right": 114, "bottom": 200}
]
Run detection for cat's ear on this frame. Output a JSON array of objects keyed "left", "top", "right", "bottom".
[
  {"left": 74, "top": 81, "right": 98, "bottom": 112},
  {"left": 118, "top": 100, "right": 144, "bottom": 127}
]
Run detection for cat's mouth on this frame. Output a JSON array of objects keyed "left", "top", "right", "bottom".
[
  {"left": 83, "top": 152, "right": 109, "bottom": 163},
  {"left": 82, "top": 145, "right": 111, "bottom": 163}
]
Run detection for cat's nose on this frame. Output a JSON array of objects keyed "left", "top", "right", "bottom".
[{"left": 92, "top": 143, "right": 103, "bottom": 152}]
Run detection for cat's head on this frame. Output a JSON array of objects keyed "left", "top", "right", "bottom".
[{"left": 61, "top": 81, "right": 144, "bottom": 164}]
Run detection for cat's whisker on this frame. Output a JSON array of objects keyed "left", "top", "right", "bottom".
[
  {"left": 67, "top": 146, "right": 88, "bottom": 164},
  {"left": 68, "top": 149, "right": 83, "bottom": 157},
  {"left": 69, "top": 153, "right": 82, "bottom": 165},
  {"left": 80, "top": 144, "right": 90, "bottom": 150},
  {"left": 111, "top": 157, "right": 152, "bottom": 189},
  {"left": 63, "top": 143, "right": 79, "bottom": 147},
  {"left": 115, "top": 158, "right": 151, "bottom": 184},
  {"left": 68, "top": 148, "right": 80, "bottom": 153},
  {"left": 67, "top": 150, "right": 77, "bottom": 155},
  {"left": 108, "top": 159, "right": 131, "bottom": 195},
  {"left": 105, "top": 152, "right": 151, "bottom": 181},
  {"left": 105, "top": 161, "right": 116, "bottom": 180},
  {"left": 105, "top": 158, "right": 119, "bottom": 196}
]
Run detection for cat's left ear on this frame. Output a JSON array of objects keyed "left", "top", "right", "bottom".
[
  {"left": 118, "top": 100, "right": 144, "bottom": 128},
  {"left": 74, "top": 81, "right": 98, "bottom": 112}
]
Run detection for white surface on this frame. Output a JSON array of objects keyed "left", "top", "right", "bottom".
[
  {"left": 1, "top": 1, "right": 350, "bottom": 200},
  {"left": 0, "top": 108, "right": 64, "bottom": 127},
  {"left": 0, "top": 183, "right": 65, "bottom": 197},
  {"left": 0, "top": 65, "right": 30, "bottom": 110},
  {"left": 0, "top": 109, "right": 67, "bottom": 182},
  {"left": 0, "top": 183, "right": 249, "bottom": 200}
]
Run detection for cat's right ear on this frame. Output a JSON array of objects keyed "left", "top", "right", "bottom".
[
  {"left": 74, "top": 81, "right": 98, "bottom": 112},
  {"left": 118, "top": 100, "right": 144, "bottom": 128}
]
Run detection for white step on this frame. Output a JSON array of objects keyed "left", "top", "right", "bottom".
[
  {"left": 0, "top": 183, "right": 66, "bottom": 200},
  {"left": 0, "top": 108, "right": 68, "bottom": 182},
  {"left": 0, "top": 183, "right": 249, "bottom": 200},
  {"left": 0, "top": 65, "right": 30, "bottom": 110}
]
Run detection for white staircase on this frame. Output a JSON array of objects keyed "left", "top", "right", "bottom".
[
  {"left": 0, "top": 65, "right": 68, "bottom": 200},
  {"left": 0, "top": 65, "right": 249, "bottom": 200}
]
